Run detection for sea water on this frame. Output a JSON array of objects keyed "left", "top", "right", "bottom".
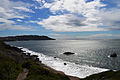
[{"left": 6, "top": 39, "right": 120, "bottom": 78}]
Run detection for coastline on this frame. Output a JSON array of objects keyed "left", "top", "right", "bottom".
[
  {"left": 0, "top": 40, "right": 80, "bottom": 80},
  {"left": 1, "top": 40, "right": 120, "bottom": 80},
  {"left": 19, "top": 45, "right": 120, "bottom": 80},
  {"left": 19, "top": 46, "right": 108, "bottom": 78},
  {"left": 12, "top": 45, "right": 81, "bottom": 80}
]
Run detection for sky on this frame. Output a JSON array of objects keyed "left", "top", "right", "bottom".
[{"left": 0, "top": 0, "right": 120, "bottom": 39}]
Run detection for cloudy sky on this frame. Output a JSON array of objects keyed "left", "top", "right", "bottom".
[{"left": 0, "top": 0, "right": 120, "bottom": 39}]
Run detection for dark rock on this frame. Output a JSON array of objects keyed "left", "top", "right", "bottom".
[
  {"left": 31, "top": 55, "right": 38, "bottom": 58},
  {"left": 110, "top": 53, "right": 117, "bottom": 57},
  {"left": 64, "top": 63, "right": 67, "bottom": 65},
  {"left": 35, "top": 58, "right": 39, "bottom": 62},
  {"left": 63, "top": 52, "right": 75, "bottom": 55},
  {"left": 10, "top": 46, "right": 23, "bottom": 52},
  {"left": 26, "top": 53, "right": 31, "bottom": 56},
  {"left": 54, "top": 57, "right": 56, "bottom": 58},
  {"left": 39, "top": 61, "right": 42, "bottom": 63},
  {"left": 30, "top": 55, "right": 39, "bottom": 61}
]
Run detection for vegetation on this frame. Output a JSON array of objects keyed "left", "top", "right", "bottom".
[{"left": 0, "top": 54, "right": 22, "bottom": 80}]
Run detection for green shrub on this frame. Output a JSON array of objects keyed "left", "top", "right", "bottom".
[{"left": 0, "top": 54, "right": 22, "bottom": 80}]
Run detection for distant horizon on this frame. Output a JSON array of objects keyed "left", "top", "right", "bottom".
[{"left": 1, "top": 34, "right": 120, "bottom": 40}]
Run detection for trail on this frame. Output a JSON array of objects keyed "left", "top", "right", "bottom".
[{"left": 17, "top": 68, "right": 29, "bottom": 80}]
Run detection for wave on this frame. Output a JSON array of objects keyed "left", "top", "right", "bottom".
[{"left": 18, "top": 47, "right": 108, "bottom": 78}]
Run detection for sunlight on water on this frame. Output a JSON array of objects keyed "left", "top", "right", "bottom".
[{"left": 6, "top": 40, "right": 120, "bottom": 76}]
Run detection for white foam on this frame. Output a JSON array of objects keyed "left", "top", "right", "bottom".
[{"left": 19, "top": 47, "right": 108, "bottom": 78}]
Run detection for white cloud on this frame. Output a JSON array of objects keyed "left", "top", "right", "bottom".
[
  {"left": 29, "top": 20, "right": 39, "bottom": 23},
  {"left": 7, "top": 25, "right": 32, "bottom": 30},
  {"left": 14, "top": 7, "right": 35, "bottom": 13},
  {"left": 0, "top": 0, "right": 32, "bottom": 19},
  {"left": 43, "top": 0, "right": 105, "bottom": 25},
  {"left": 99, "top": 8, "right": 120, "bottom": 30},
  {"left": 36, "top": 0, "right": 107, "bottom": 32},
  {"left": 0, "top": 23, "right": 32, "bottom": 31},
  {"left": 34, "top": 0, "right": 46, "bottom": 4},
  {"left": 16, "top": 19, "right": 22, "bottom": 22},
  {"left": 0, "top": 18, "right": 15, "bottom": 24},
  {"left": 38, "top": 14, "right": 106, "bottom": 32},
  {"left": 37, "top": 0, "right": 120, "bottom": 32},
  {"left": 0, "top": 0, "right": 33, "bottom": 31}
]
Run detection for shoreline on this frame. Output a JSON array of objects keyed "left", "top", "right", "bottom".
[
  {"left": 1, "top": 41, "right": 120, "bottom": 80},
  {"left": 11, "top": 45, "right": 81, "bottom": 80},
  {"left": 16, "top": 45, "right": 108, "bottom": 78},
  {"left": 1, "top": 41, "right": 80, "bottom": 80}
]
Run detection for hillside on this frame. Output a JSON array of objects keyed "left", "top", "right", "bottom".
[{"left": 0, "top": 35, "right": 55, "bottom": 41}]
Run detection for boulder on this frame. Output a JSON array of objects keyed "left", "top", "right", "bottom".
[
  {"left": 63, "top": 52, "right": 75, "bottom": 55},
  {"left": 110, "top": 53, "right": 117, "bottom": 57},
  {"left": 54, "top": 57, "right": 56, "bottom": 58},
  {"left": 64, "top": 63, "right": 67, "bottom": 65}
]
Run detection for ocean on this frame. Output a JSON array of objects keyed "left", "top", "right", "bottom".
[{"left": 6, "top": 39, "right": 120, "bottom": 78}]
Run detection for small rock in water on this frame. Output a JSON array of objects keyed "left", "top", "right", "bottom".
[
  {"left": 63, "top": 52, "right": 75, "bottom": 55},
  {"left": 54, "top": 57, "right": 56, "bottom": 58},
  {"left": 64, "top": 63, "right": 67, "bottom": 65},
  {"left": 110, "top": 53, "right": 117, "bottom": 57}
]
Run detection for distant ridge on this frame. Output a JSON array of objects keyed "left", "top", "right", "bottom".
[{"left": 0, "top": 35, "right": 55, "bottom": 41}]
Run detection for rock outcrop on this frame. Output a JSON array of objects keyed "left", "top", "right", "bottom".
[
  {"left": 110, "top": 53, "right": 117, "bottom": 57},
  {"left": 63, "top": 52, "right": 75, "bottom": 55}
]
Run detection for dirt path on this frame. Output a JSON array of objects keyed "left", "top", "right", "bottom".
[
  {"left": 17, "top": 68, "right": 29, "bottom": 80},
  {"left": 68, "top": 76, "right": 80, "bottom": 80}
]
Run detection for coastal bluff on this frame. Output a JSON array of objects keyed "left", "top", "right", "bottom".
[{"left": 0, "top": 35, "right": 55, "bottom": 41}]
